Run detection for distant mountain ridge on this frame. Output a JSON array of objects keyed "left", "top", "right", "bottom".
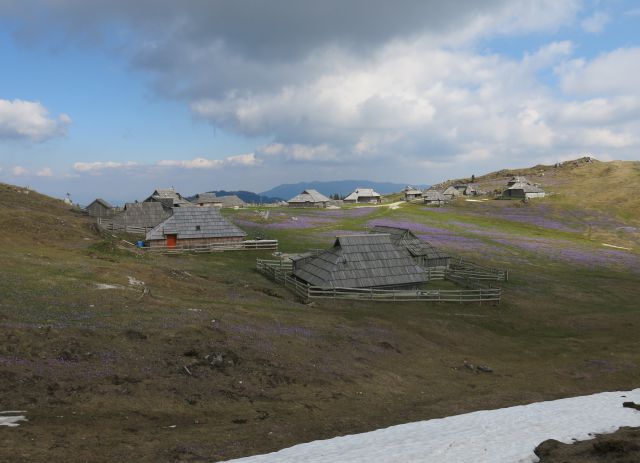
[
  {"left": 189, "top": 190, "right": 284, "bottom": 204},
  {"left": 260, "top": 180, "right": 429, "bottom": 200}
]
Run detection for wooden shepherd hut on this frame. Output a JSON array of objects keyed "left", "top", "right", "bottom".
[
  {"left": 144, "top": 188, "right": 191, "bottom": 208},
  {"left": 423, "top": 190, "right": 447, "bottom": 206},
  {"left": 443, "top": 186, "right": 462, "bottom": 200},
  {"left": 86, "top": 198, "right": 116, "bottom": 218},
  {"left": 219, "top": 195, "right": 247, "bottom": 208},
  {"left": 292, "top": 234, "right": 427, "bottom": 289},
  {"left": 145, "top": 207, "right": 246, "bottom": 248},
  {"left": 502, "top": 182, "right": 546, "bottom": 199},
  {"left": 192, "top": 193, "right": 223, "bottom": 207},
  {"left": 371, "top": 225, "right": 451, "bottom": 269},
  {"left": 287, "top": 189, "right": 331, "bottom": 208},
  {"left": 403, "top": 186, "right": 423, "bottom": 201},
  {"left": 343, "top": 188, "right": 382, "bottom": 204},
  {"left": 112, "top": 202, "right": 172, "bottom": 231}
]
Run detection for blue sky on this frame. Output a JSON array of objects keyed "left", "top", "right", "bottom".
[{"left": 0, "top": 1, "right": 639, "bottom": 204}]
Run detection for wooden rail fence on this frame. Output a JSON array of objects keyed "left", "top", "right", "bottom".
[
  {"left": 256, "top": 259, "right": 501, "bottom": 304},
  {"left": 143, "top": 240, "right": 279, "bottom": 254}
]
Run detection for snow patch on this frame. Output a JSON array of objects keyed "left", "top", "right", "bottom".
[
  {"left": 0, "top": 411, "right": 27, "bottom": 427},
  {"left": 221, "top": 389, "right": 640, "bottom": 463},
  {"left": 127, "top": 276, "right": 145, "bottom": 286},
  {"left": 602, "top": 243, "right": 632, "bottom": 250}
]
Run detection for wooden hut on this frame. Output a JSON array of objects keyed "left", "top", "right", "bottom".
[
  {"left": 192, "top": 193, "right": 223, "bottom": 207},
  {"left": 292, "top": 234, "right": 427, "bottom": 289},
  {"left": 371, "top": 225, "right": 451, "bottom": 269},
  {"left": 287, "top": 189, "right": 331, "bottom": 208},
  {"left": 218, "top": 195, "right": 247, "bottom": 208},
  {"left": 112, "top": 202, "right": 172, "bottom": 231},
  {"left": 86, "top": 198, "right": 115, "bottom": 218},
  {"left": 144, "top": 188, "right": 191, "bottom": 208},
  {"left": 507, "top": 176, "right": 529, "bottom": 187},
  {"left": 502, "top": 182, "right": 546, "bottom": 199},
  {"left": 145, "top": 207, "right": 246, "bottom": 248},
  {"left": 443, "top": 186, "right": 462, "bottom": 200},
  {"left": 423, "top": 190, "right": 447, "bottom": 206},
  {"left": 344, "top": 188, "right": 382, "bottom": 204},
  {"left": 403, "top": 186, "right": 423, "bottom": 201}
]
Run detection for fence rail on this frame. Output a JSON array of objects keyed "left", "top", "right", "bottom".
[
  {"left": 449, "top": 257, "right": 509, "bottom": 281},
  {"left": 256, "top": 259, "right": 501, "bottom": 304},
  {"left": 97, "top": 218, "right": 150, "bottom": 235},
  {"left": 144, "top": 240, "right": 279, "bottom": 254}
]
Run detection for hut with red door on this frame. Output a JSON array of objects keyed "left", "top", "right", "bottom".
[{"left": 145, "top": 207, "right": 246, "bottom": 249}]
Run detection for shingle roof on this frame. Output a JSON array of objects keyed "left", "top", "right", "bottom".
[
  {"left": 443, "top": 186, "right": 462, "bottom": 196},
  {"left": 219, "top": 195, "right": 246, "bottom": 207},
  {"left": 403, "top": 187, "right": 423, "bottom": 195},
  {"left": 344, "top": 188, "right": 381, "bottom": 201},
  {"left": 193, "top": 192, "right": 222, "bottom": 204},
  {"left": 145, "top": 187, "right": 191, "bottom": 206},
  {"left": 146, "top": 207, "right": 246, "bottom": 240},
  {"left": 508, "top": 176, "right": 530, "bottom": 185},
  {"left": 113, "top": 202, "right": 172, "bottom": 229},
  {"left": 506, "top": 182, "right": 544, "bottom": 193},
  {"left": 293, "top": 234, "right": 427, "bottom": 288},
  {"left": 423, "top": 190, "right": 446, "bottom": 201},
  {"left": 370, "top": 226, "right": 450, "bottom": 260},
  {"left": 288, "top": 189, "right": 331, "bottom": 204},
  {"left": 89, "top": 198, "right": 113, "bottom": 209}
]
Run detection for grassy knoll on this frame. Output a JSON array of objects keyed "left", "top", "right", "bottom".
[{"left": 1, "top": 180, "right": 639, "bottom": 462}]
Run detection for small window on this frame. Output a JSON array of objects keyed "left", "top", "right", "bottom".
[{"left": 195, "top": 225, "right": 201, "bottom": 231}]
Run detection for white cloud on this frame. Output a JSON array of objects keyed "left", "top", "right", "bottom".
[
  {"left": 157, "top": 152, "right": 261, "bottom": 169},
  {"left": 581, "top": 12, "right": 610, "bottom": 33},
  {"left": 11, "top": 166, "right": 29, "bottom": 176},
  {"left": 73, "top": 161, "right": 138, "bottom": 172},
  {"left": 0, "top": 99, "right": 71, "bottom": 142},
  {"left": 35, "top": 167, "right": 54, "bottom": 177}
]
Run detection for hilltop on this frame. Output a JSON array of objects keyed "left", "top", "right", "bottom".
[{"left": 433, "top": 157, "right": 640, "bottom": 224}]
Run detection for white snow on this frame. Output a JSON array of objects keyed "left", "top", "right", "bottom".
[
  {"left": 602, "top": 243, "right": 632, "bottom": 250},
  {"left": 221, "top": 389, "right": 640, "bottom": 463},
  {"left": 0, "top": 411, "right": 27, "bottom": 427}
]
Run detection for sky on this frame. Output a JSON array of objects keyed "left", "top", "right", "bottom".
[{"left": 0, "top": 0, "right": 639, "bottom": 204}]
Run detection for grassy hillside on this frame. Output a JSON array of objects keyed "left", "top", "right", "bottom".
[
  {"left": 1, "top": 178, "right": 639, "bottom": 462},
  {"left": 435, "top": 157, "right": 640, "bottom": 225}
]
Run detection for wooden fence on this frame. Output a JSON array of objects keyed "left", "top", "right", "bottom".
[
  {"left": 143, "top": 240, "right": 279, "bottom": 254},
  {"left": 97, "top": 218, "right": 150, "bottom": 235},
  {"left": 256, "top": 259, "right": 501, "bottom": 304},
  {"left": 449, "top": 258, "right": 509, "bottom": 281}
]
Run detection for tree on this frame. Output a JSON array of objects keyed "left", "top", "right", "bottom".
[{"left": 471, "top": 174, "right": 475, "bottom": 182}]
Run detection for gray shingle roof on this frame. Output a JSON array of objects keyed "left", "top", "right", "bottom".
[
  {"left": 193, "top": 192, "right": 222, "bottom": 204},
  {"left": 146, "top": 207, "right": 246, "bottom": 240},
  {"left": 508, "top": 176, "right": 530, "bottom": 185},
  {"left": 293, "top": 234, "right": 427, "bottom": 288},
  {"left": 113, "top": 202, "right": 172, "bottom": 228},
  {"left": 219, "top": 195, "right": 246, "bottom": 207},
  {"left": 344, "top": 188, "right": 381, "bottom": 201},
  {"left": 288, "top": 189, "right": 331, "bottom": 204},
  {"left": 88, "top": 198, "right": 113, "bottom": 209},
  {"left": 506, "top": 182, "right": 544, "bottom": 193},
  {"left": 145, "top": 187, "right": 191, "bottom": 206},
  {"left": 423, "top": 190, "right": 446, "bottom": 201},
  {"left": 370, "top": 226, "right": 450, "bottom": 260}
]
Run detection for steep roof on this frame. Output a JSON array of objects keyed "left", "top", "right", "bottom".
[
  {"left": 219, "top": 195, "right": 246, "bottom": 207},
  {"left": 508, "top": 176, "right": 530, "bottom": 185},
  {"left": 506, "top": 182, "right": 544, "bottom": 193},
  {"left": 146, "top": 207, "right": 246, "bottom": 241},
  {"left": 113, "top": 202, "right": 172, "bottom": 229},
  {"left": 193, "top": 192, "right": 222, "bottom": 204},
  {"left": 423, "top": 190, "right": 447, "bottom": 201},
  {"left": 344, "top": 188, "right": 381, "bottom": 200},
  {"left": 145, "top": 187, "right": 191, "bottom": 206},
  {"left": 403, "top": 186, "right": 423, "bottom": 195},
  {"left": 370, "top": 226, "right": 450, "bottom": 261},
  {"left": 88, "top": 198, "right": 113, "bottom": 209},
  {"left": 293, "top": 234, "right": 427, "bottom": 288},
  {"left": 443, "top": 186, "right": 462, "bottom": 196},
  {"left": 288, "top": 189, "right": 331, "bottom": 203}
]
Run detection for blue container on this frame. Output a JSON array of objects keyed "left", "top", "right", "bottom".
[{"left": 136, "top": 240, "right": 145, "bottom": 248}]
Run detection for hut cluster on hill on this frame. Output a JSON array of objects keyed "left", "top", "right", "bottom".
[
  {"left": 286, "top": 187, "right": 382, "bottom": 207},
  {"left": 86, "top": 187, "right": 249, "bottom": 249},
  {"left": 501, "top": 176, "right": 546, "bottom": 199}
]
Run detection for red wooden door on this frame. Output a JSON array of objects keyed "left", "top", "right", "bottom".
[{"left": 166, "top": 234, "right": 177, "bottom": 248}]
